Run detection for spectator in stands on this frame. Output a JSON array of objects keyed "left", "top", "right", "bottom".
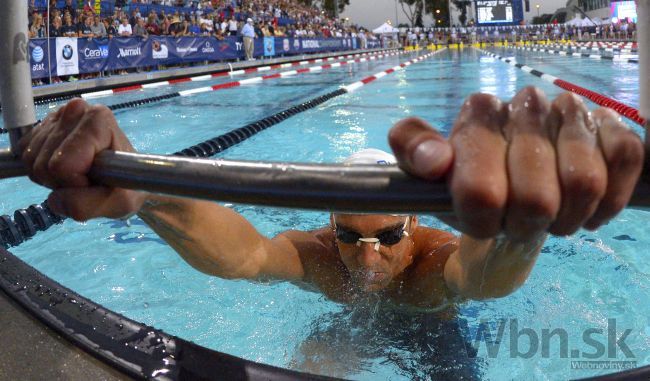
[
  {"left": 118, "top": 17, "right": 133, "bottom": 37},
  {"left": 78, "top": 15, "right": 95, "bottom": 38},
  {"left": 103, "top": 17, "right": 117, "bottom": 38},
  {"left": 29, "top": 13, "right": 46, "bottom": 39},
  {"left": 83, "top": 0, "right": 95, "bottom": 15},
  {"left": 115, "top": 0, "right": 126, "bottom": 11},
  {"left": 146, "top": 15, "right": 161, "bottom": 35},
  {"left": 133, "top": 18, "right": 149, "bottom": 38},
  {"left": 241, "top": 17, "right": 255, "bottom": 61},
  {"left": 62, "top": 0, "right": 76, "bottom": 18},
  {"left": 61, "top": 12, "right": 78, "bottom": 37},
  {"left": 189, "top": 18, "right": 201, "bottom": 35},
  {"left": 214, "top": 27, "right": 226, "bottom": 40},
  {"left": 228, "top": 15, "right": 238, "bottom": 36},
  {"left": 49, "top": 15, "right": 63, "bottom": 38},
  {"left": 91, "top": 15, "right": 107, "bottom": 38}
]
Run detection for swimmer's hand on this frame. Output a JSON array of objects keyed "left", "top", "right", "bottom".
[
  {"left": 389, "top": 86, "right": 644, "bottom": 241},
  {"left": 19, "top": 98, "right": 147, "bottom": 220}
]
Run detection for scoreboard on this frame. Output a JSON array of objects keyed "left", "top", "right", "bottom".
[{"left": 475, "top": 0, "right": 524, "bottom": 25}]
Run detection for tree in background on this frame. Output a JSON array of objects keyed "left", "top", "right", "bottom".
[
  {"left": 398, "top": 0, "right": 451, "bottom": 27},
  {"left": 296, "top": 0, "right": 350, "bottom": 18},
  {"left": 451, "top": 0, "right": 469, "bottom": 26}
]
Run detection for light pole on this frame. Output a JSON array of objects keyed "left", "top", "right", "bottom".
[
  {"left": 536, "top": 4, "right": 540, "bottom": 17},
  {"left": 395, "top": 0, "right": 399, "bottom": 26}
]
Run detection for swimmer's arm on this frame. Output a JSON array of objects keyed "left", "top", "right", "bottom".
[
  {"left": 137, "top": 194, "right": 305, "bottom": 281},
  {"left": 443, "top": 234, "right": 546, "bottom": 300}
]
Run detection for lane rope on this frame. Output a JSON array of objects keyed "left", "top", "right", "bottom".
[
  {"left": 0, "top": 48, "right": 396, "bottom": 114},
  {"left": 475, "top": 48, "right": 646, "bottom": 126},
  {"left": 508, "top": 45, "right": 638, "bottom": 64},
  {"left": 0, "top": 48, "right": 446, "bottom": 248},
  {"left": 1, "top": 49, "right": 407, "bottom": 134},
  {"left": 540, "top": 43, "right": 637, "bottom": 55},
  {"left": 82, "top": 49, "right": 399, "bottom": 100},
  {"left": 104, "top": 50, "right": 410, "bottom": 112}
]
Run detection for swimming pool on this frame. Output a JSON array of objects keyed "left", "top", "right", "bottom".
[{"left": 1, "top": 47, "right": 649, "bottom": 380}]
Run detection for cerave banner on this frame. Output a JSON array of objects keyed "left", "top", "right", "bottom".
[{"left": 30, "top": 36, "right": 371, "bottom": 78}]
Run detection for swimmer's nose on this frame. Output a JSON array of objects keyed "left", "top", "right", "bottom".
[{"left": 357, "top": 241, "right": 381, "bottom": 267}]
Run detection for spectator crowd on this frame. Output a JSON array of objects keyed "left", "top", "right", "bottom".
[{"left": 26, "top": 0, "right": 376, "bottom": 84}]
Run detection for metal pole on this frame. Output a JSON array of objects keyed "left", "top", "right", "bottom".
[
  {"left": 639, "top": 0, "right": 650, "bottom": 151},
  {"left": 395, "top": 0, "right": 399, "bottom": 26},
  {"left": 47, "top": 0, "right": 52, "bottom": 85},
  {"left": 1, "top": 149, "right": 650, "bottom": 213},
  {"left": 0, "top": 0, "right": 37, "bottom": 156}
]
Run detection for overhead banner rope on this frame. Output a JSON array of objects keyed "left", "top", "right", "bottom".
[{"left": 475, "top": 48, "right": 646, "bottom": 126}]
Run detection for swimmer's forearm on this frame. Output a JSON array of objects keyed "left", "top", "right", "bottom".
[
  {"left": 444, "top": 234, "right": 546, "bottom": 300},
  {"left": 136, "top": 194, "right": 271, "bottom": 279}
]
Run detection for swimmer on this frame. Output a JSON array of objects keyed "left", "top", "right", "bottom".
[{"left": 20, "top": 87, "right": 644, "bottom": 309}]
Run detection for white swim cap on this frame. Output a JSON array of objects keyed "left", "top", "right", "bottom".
[{"left": 343, "top": 148, "right": 396, "bottom": 166}]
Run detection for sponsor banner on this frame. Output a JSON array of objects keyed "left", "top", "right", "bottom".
[
  {"left": 169, "top": 37, "right": 216, "bottom": 62},
  {"left": 29, "top": 38, "right": 49, "bottom": 79},
  {"left": 352, "top": 37, "right": 358, "bottom": 50},
  {"left": 32, "top": 37, "right": 363, "bottom": 79},
  {"left": 78, "top": 38, "right": 110, "bottom": 74},
  {"left": 263, "top": 37, "right": 275, "bottom": 57},
  {"left": 56, "top": 37, "right": 79, "bottom": 76},
  {"left": 366, "top": 39, "right": 382, "bottom": 49},
  {"left": 111, "top": 37, "right": 147, "bottom": 69}
]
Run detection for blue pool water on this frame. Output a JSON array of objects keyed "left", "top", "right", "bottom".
[{"left": 1, "top": 48, "right": 649, "bottom": 380}]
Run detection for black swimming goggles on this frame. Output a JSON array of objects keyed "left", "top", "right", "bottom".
[{"left": 334, "top": 217, "right": 411, "bottom": 251}]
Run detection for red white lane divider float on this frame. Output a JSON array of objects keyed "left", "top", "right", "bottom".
[
  {"left": 176, "top": 49, "right": 416, "bottom": 97},
  {"left": 510, "top": 45, "right": 638, "bottom": 64},
  {"left": 343, "top": 48, "right": 447, "bottom": 93},
  {"left": 476, "top": 48, "right": 646, "bottom": 126},
  {"left": 82, "top": 49, "right": 401, "bottom": 99}
]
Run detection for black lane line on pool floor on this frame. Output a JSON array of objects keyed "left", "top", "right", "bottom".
[{"left": 0, "top": 49, "right": 439, "bottom": 248}]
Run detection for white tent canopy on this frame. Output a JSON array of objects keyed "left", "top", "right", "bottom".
[{"left": 373, "top": 23, "right": 399, "bottom": 34}]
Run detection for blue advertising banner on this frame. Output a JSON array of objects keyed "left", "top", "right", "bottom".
[
  {"left": 29, "top": 39, "right": 50, "bottom": 79},
  {"left": 170, "top": 37, "right": 218, "bottom": 62},
  {"left": 263, "top": 37, "right": 276, "bottom": 57},
  {"left": 30, "top": 36, "right": 364, "bottom": 79},
  {"left": 110, "top": 37, "right": 148, "bottom": 70},
  {"left": 78, "top": 38, "right": 110, "bottom": 74}
]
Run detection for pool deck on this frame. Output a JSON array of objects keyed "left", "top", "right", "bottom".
[{"left": 0, "top": 290, "right": 131, "bottom": 380}]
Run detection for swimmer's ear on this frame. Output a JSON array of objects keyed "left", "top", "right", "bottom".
[{"left": 410, "top": 216, "right": 418, "bottom": 232}]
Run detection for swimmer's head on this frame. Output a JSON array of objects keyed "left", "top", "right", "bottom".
[{"left": 332, "top": 149, "right": 417, "bottom": 292}]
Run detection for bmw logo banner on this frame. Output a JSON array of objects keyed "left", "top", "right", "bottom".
[{"left": 55, "top": 37, "right": 79, "bottom": 76}]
